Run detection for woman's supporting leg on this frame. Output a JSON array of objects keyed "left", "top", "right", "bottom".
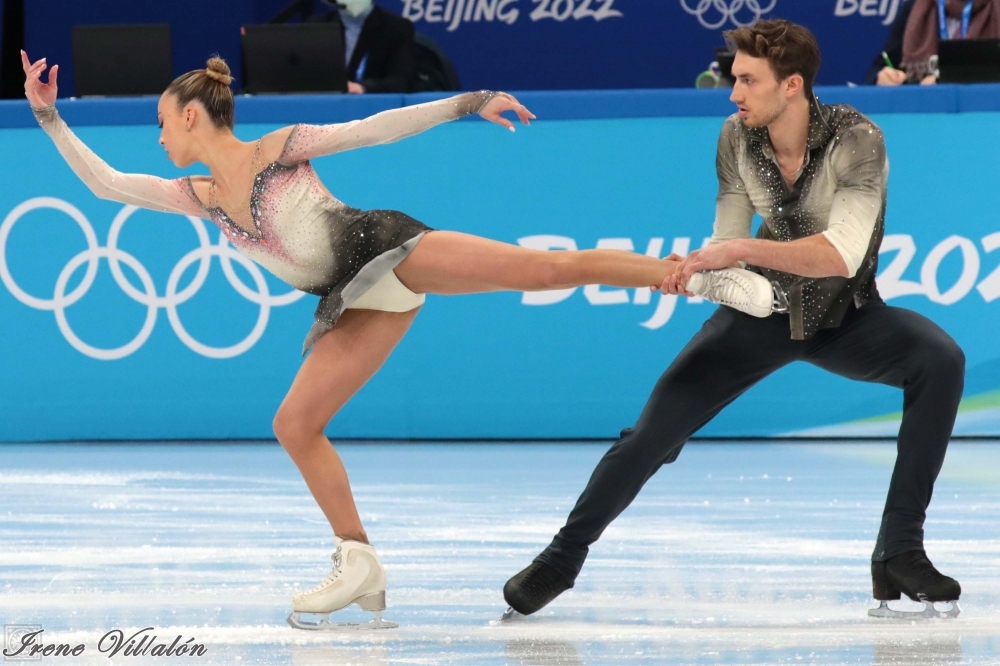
[
  {"left": 272, "top": 307, "right": 419, "bottom": 544},
  {"left": 394, "top": 231, "right": 677, "bottom": 295}
]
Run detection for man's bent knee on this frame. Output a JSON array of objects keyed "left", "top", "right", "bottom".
[
  {"left": 609, "top": 427, "right": 684, "bottom": 468},
  {"left": 926, "top": 335, "right": 966, "bottom": 385}
]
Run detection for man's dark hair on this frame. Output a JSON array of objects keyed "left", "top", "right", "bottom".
[{"left": 724, "top": 19, "right": 821, "bottom": 94}]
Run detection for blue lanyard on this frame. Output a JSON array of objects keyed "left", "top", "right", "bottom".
[{"left": 939, "top": 0, "right": 974, "bottom": 39}]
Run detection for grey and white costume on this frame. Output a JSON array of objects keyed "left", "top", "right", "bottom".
[{"left": 532, "top": 96, "right": 965, "bottom": 590}]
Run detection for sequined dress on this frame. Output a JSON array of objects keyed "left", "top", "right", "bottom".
[{"left": 33, "top": 91, "right": 496, "bottom": 353}]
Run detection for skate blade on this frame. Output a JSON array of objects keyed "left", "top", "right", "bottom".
[
  {"left": 497, "top": 606, "right": 525, "bottom": 623},
  {"left": 287, "top": 611, "right": 399, "bottom": 631},
  {"left": 867, "top": 600, "right": 961, "bottom": 620}
]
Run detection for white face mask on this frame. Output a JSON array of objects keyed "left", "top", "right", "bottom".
[{"left": 337, "top": 0, "right": 373, "bottom": 17}]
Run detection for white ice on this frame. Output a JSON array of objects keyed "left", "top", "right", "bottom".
[{"left": 1, "top": 441, "right": 998, "bottom": 665}]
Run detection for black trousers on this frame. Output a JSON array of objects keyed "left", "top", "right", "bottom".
[{"left": 537, "top": 301, "right": 965, "bottom": 584}]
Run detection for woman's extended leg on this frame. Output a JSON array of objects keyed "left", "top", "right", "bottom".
[
  {"left": 394, "top": 231, "right": 677, "bottom": 295},
  {"left": 272, "top": 307, "right": 419, "bottom": 543}
]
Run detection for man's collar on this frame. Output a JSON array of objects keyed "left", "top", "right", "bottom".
[
  {"left": 746, "top": 93, "right": 834, "bottom": 151},
  {"left": 805, "top": 93, "right": 834, "bottom": 150}
]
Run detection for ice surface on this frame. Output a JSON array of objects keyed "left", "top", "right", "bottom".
[{"left": 1, "top": 441, "right": 998, "bottom": 665}]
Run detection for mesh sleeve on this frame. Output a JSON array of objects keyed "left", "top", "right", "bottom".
[
  {"left": 34, "top": 105, "right": 206, "bottom": 217},
  {"left": 278, "top": 91, "right": 498, "bottom": 165}
]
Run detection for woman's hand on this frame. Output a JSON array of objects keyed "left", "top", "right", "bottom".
[
  {"left": 480, "top": 93, "right": 535, "bottom": 132},
  {"left": 654, "top": 253, "right": 694, "bottom": 296},
  {"left": 22, "top": 50, "right": 58, "bottom": 109},
  {"left": 662, "top": 243, "right": 743, "bottom": 295}
]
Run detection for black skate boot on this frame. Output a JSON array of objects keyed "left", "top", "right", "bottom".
[
  {"left": 869, "top": 549, "right": 961, "bottom": 619},
  {"left": 501, "top": 561, "right": 572, "bottom": 620}
]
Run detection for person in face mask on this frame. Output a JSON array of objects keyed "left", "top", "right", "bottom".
[{"left": 309, "top": 0, "right": 416, "bottom": 93}]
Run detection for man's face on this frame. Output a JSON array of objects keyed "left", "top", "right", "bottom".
[
  {"left": 729, "top": 51, "right": 788, "bottom": 128},
  {"left": 336, "top": 0, "right": 373, "bottom": 16}
]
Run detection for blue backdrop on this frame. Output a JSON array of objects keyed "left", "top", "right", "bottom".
[
  {"left": 1, "top": 86, "right": 999, "bottom": 441},
  {"left": 24, "top": 0, "right": 900, "bottom": 96},
  {"left": 398, "top": 0, "right": 902, "bottom": 89}
]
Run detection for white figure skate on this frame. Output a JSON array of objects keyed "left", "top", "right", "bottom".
[
  {"left": 685, "top": 268, "right": 777, "bottom": 318},
  {"left": 286, "top": 537, "right": 398, "bottom": 631}
]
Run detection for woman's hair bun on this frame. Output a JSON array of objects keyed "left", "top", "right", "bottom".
[{"left": 205, "top": 57, "right": 233, "bottom": 86}]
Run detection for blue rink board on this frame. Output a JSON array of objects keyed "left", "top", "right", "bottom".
[
  {"left": 2, "top": 84, "right": 1000, "bottom": 128},
  {"left": 1, "top": 88, "right": 999, "bottom": 440}
]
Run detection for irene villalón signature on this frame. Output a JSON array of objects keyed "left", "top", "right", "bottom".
[{"left": 3, "top": 626, "right": 208, "bottom": 659}]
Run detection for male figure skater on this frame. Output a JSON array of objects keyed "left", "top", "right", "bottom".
[{"left": 504, "top": 19, "right": 965, "bottom": 620}]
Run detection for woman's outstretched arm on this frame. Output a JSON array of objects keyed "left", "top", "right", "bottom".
[
  {"left": 276, "top": 91, "right": 535, "bottom": 165},
  {"left": 23, "top": 51, "right": 205, "bottom": 217},
  {"left": 33, "top": 106, "right": 206, "bottom": 216}
]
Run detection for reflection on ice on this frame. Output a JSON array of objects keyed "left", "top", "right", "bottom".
[
  {"left": 873, "top": 635, "right": 963, "bottom": 666},
  {"left": 290, "top": 642, "right": 390, "bottom": 666},
  {"left": 505, "top": 638, "right": 584, "bottom": 666}
]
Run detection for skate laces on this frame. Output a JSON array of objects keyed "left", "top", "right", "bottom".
[
  {"left": 702, "top": 271, "right": 757, "bottom": 309},
  {"left": 304, "top": 546, "right": 344, "bottom": 595}
]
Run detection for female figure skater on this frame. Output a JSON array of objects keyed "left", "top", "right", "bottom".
[{"left": 23, "top": 52, "right": 773, "bottom": 630}]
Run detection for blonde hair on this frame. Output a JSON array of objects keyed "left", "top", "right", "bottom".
[{"left": 165, "top": 56, "right": 235, "bottom": 129}]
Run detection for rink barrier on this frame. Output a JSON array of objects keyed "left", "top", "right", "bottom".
[{"left": 0, "top": 84, "right": 998, "bottom": 129}]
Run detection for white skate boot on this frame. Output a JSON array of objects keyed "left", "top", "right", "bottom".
[
  {"left": 685, "top": 268, "right": 777, "bottom": 318},
  {"left": 286, "top": 537, "right": 398, "bottom": 631}
]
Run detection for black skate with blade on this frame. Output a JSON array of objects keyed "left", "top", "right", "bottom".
[
  {"left": 869, "top": 549, "right": 961, "bottom": 619},
  {"left": 501, "top": 561, "right": 572, "bottom": 620}
]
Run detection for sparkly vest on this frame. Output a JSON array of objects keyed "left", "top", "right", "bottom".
[{"left": 735, "top": 100, "right": 887, "bottom": 339}]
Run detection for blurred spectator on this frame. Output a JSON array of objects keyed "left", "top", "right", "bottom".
[
  {"left": 867, "top": 0, "right": 1000, "bottom": 85},
  {"left": 865, "top": 0, "right": 914, "bottom": 85},
  {"left": 411, "top": 34, "right": 462, "bottom": 92},
  {"left": 309, "top": 0, "right": 415, "bottom": 93}
]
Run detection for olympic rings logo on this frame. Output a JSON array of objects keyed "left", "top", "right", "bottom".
[
  {"left": 0, "top": 197, "right": 306, "bottom": 360},
  {"left": 680, "top": 0, "right": 777, "bottom": 29}
]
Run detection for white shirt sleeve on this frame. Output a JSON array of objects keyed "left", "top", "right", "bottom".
[{"left": 821, "top": 122, "right": 888, "bottom": 278}]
